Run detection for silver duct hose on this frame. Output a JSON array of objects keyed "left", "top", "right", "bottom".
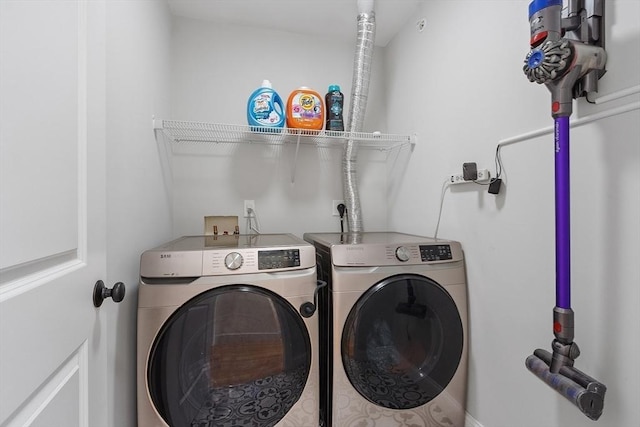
[{"left": 343, "top": 0, "right": 376, "bottom": 234}]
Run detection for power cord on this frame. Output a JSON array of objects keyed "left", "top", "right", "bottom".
[
  {"left": 435, "top": 148, "right": 505, "bottom": 236},
  {"left": 494, "top": 143, "right": 504, "bottom": 179},
  {"left": 486, "top": 144, "right": 504, "bottom": 194},
  {"left": 246, "top": 207, "right": 261, "bottom": 234},
  {"left": 337, "top": 203, "right": 346, "bottom": 233},
  {"left": 433, "top": 179, "right": 450, "bottom": 239}
]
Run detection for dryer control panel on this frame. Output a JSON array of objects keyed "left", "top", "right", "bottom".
[
  {"left": 303, "top": 232, "right": 463, "bottom": 267},
  {"left": 333, "top": 242, "right": 462, "bottom": 266}
]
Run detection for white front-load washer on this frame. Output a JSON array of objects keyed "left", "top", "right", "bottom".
[
  {"left": 137, "top": 234, "right": 320, "bottom": 427},
  {"left": 304, "top": 232, "right": 468, "bottom": 427}
]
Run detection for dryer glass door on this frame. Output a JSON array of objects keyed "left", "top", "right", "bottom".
[
  {"left": 341, "top": 273, "right": 463, "bottom": 409},
  {"left": 147, "top": 285, "right": 311, "bottom": 427}
]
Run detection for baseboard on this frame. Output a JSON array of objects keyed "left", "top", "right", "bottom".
[{"left": 465, "top": 412, "right": 484, "bottom": 427}]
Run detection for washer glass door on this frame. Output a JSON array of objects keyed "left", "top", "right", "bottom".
[
  {"left": 341, "top": 273, "right": 463, "bottom": 409},
  {"left": 148, "top": 285, "right": 311, "bottom": 427}
]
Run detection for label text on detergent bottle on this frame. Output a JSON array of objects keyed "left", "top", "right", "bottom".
[
  {"left": 291, "top": 94, "right": 321, "bottom": 119},
  {"left": 253, "top": 93, "right": 282, "bottom": 124}
]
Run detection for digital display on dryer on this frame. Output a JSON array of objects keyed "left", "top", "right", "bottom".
[
  {"left": 419, "top": 244, "right": 453, "bottom": 261},
  {"left": 258, "top": 249, "right": 301, "bottom": 270}
]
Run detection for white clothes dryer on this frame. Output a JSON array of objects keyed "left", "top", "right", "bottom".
[
  {"left": 304, "top": 232, "right": 468, "bottom": 427},
  {"left": 137, "top": 234, "right": 320, "bottom": 427}
]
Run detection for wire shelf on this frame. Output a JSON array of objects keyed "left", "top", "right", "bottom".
[{"left": 154, "top": 119, "right": 415, "bottom": 151}]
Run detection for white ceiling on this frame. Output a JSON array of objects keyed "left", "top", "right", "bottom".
[{"left": 167, "top": 0, "right": 426, "bottom": 47}]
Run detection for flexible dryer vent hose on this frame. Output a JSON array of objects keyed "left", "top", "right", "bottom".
[{"left": 343, "top": 0, "right": 376, "bottom": 233}]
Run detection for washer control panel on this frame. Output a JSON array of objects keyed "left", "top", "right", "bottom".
[
  {"left": 419, "top": 244, "right": 453, "bottom": 261},
  {"left": 204, "top": 248, "right": 308, "bottom": 275},
  {"left": 140, "top": 234, "right": 315, "bottom": 278},
  {"left": 258, "top": 249, "right": 301, "bottom": 270}
]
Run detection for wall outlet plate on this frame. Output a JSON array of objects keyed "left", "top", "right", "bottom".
[{"left": 332, "top": 200, "right": 345, "bottom": 216}]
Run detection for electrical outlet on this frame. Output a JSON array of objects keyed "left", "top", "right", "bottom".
[
  {"left": 332, "top": 200, "right": 345, "bottom": 216},
  {"left": 476, "top": 169, "right": 491, "bottom": 182},
  {"left": 449, "top": 168, "right": 491, "bottom": 185},
  {"left": 244, "top": 200, "right": 255, "bottom": 217}
]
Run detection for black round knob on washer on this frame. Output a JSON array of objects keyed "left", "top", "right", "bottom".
[
  {"left": 299, "top": 302, "right": 316, "bottom": 318},
  {"left": 93, "top": 280, "right": 126, "bottom": 307}
]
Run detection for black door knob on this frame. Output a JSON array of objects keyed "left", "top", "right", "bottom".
[{"left": 93, "top": 280, "right": 125, "bottom": 307}]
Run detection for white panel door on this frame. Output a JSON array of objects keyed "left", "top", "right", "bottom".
[{"left": 0, "top": 0, "right": 108, "bottom": 426}]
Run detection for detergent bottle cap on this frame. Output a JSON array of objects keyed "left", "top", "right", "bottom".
[
  {"left": 261, "top": 79, "right": 272, "bottom": 88},
  {"left": 328, "top": 84, "right": 341, "bottom": 92}
]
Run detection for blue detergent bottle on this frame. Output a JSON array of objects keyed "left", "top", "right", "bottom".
[{"left": 247, "top": 80, "right": 285, "bottom": 131}]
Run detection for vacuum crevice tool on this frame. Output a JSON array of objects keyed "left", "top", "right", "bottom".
[{"left": 526, "top": 348, "right": 606, "bottom": 420}]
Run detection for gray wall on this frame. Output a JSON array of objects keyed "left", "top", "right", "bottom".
[
  {"left": 105, "top": 1, "right": 639, "bottom": 426},
  {"left": 384, "top": 1, "right": 640, "bottom": 426},
  {"left": 105, "top": 2, "right": 173, "bottom": 426},
  {"left": 168, "top": 17, "right": 392, "bottom": 238}
]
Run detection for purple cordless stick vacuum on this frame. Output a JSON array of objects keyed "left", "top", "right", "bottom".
[{"left": 522, "top": 0, "right": 608, "bottom": 420}]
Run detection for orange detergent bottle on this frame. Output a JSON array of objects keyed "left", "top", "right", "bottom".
[{"left": 286, "top": 87, "right": 325, "bottom": 131}]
